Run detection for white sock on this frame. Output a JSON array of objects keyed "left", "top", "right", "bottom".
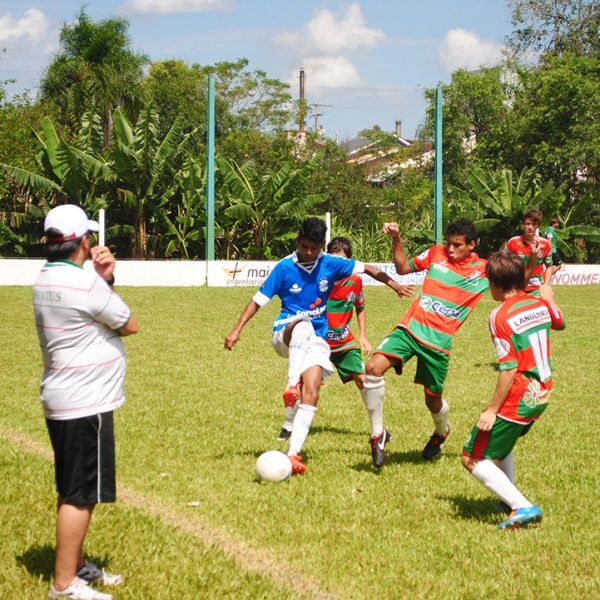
[
  {"left": 431, "top": 399, "right": 449, "bottom": 436},
  {"left": 494, "top": 452, "right": 515, "bottom": 484},
  {"left": 360, "top": 375, "right": 385, "bottom": 437},
  {"left": 472, "top": 459, "right": 532, "bottom": 510},
  {"left": 282, "top": 399, "right": 300, "bottom": 432},
  {"left": 287, "top": 321, "right": 313, "bottom": 386},
  {"left": 287, "top": 404, "right": 317, "bottom": 456}
]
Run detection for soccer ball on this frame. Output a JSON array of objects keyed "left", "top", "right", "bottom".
[{"left": 255, "top": 450, "right": 292, "bottom": 482}]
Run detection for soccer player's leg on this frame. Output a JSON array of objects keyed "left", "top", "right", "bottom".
[
  {"left": 285, "top": 335, "right": 334, "bottom": 473},
  {"left": 462, "top": 419, "right": 541, "bottom": 530},
  {"left": 415, "top": 345, "right": 450, "bottom": 459},
  {"left": 363, "top": 328, "right": 413, "bottom": 468},
  {"left": 281, "top": 318, "right": 315, "bottom": 406}
]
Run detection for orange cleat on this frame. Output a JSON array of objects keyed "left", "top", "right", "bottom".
[
  {"left": 282, "top": 382, "right": 301, "bottom": 408},
  {"left": 288, "top": 454, "right": 306, "bottom": 475}
]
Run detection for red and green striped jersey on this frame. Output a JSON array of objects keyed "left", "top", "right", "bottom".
[
  {"left": 489, "top": 291, "right": 565, "bottom": 424},
  {"left": 325, "top": 275, "right": 365, "bottom": 352},
  {"left": 506, "top": 235, "right": 552, "bottom": 292},
  {"left": 399, "top": 245, "right": 489, "bottom": 354}
]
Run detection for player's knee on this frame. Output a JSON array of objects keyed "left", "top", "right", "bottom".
[{"left": 366, "top": 358, "right": 386, "bottom": 377}]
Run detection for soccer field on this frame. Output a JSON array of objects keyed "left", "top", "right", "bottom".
[{"left": 1, "top": 285, "right": 599, "bottom": 599}]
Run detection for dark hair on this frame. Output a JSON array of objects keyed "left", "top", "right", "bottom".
[
  {"left": 327, "top": 236, "right": 352, "bottom": 258},
  {"left": 45, "top": 228, "right": 84, "bottom": 261},
  {"left": 550, "top": 218, "right": 560, "bottom": 227},
  {"left": 486, "top": 250, "right": 525, "bottom": 292},
  {"left": 298, "top": 217, "right": 327, "bottom": 244},
  {"left": 524, "top": 209, "right": 543, "bottom": 225},
  {"left": 445, "top": 218, "right": 477, "bottom": 244}
]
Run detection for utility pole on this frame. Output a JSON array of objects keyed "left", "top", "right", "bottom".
[{"left": 312, "top": 103, "right": 332, "bottom": 135}]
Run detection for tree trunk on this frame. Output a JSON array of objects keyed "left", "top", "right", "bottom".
[{"left": 134, "top": 203, "right": 146, "bottom": 259}]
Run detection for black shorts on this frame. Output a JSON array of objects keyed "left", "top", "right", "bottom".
[
  {"left": 551, "top": 252, "right": 562, "bottom": 266},
  {"left": 46, "top": 411, "right": 116, "bottom": 505}
]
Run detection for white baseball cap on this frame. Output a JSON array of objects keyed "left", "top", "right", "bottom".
[{"left": 44, "top": 204, "right": 99, "bottom": 243}]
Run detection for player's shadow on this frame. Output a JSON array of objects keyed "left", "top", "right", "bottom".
[
  {"left": 16, "top": 544, "right": 110, "bottom": 582},
  {"left": 310, "top": 425, "right": 360, "bottom": 437},
  {"left": 438, "top": 494, "right": 501, "bottom": 523},
  {"left": 349, "top": 449, "right": 424, "bottom": 473}
]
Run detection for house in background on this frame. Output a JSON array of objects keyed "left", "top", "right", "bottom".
[{"left": 340, "top": 120, "right": 433, "bottom": 187}]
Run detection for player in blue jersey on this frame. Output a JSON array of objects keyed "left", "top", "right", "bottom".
[{"left": 225, "top": 217, "right": 408, "bottom": 474}]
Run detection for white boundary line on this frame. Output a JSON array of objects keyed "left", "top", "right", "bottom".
[{"left": 0, "top": 427, "right": 337, "bottom": 600}]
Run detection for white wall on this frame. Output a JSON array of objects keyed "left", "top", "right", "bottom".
[
  {"left": 0, "top": 259, "right": 206, "bottom": 286},
  {"left": 1, "top": 259, "right": 599, "bottom": 287}
]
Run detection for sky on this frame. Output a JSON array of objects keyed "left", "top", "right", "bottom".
[{"left": 0, "top": 0, "right": 514, "bottom": 140}]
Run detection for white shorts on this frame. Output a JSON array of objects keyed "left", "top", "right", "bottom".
[{"left": 271, "top": 320, "right": 334, "bottom": 380}]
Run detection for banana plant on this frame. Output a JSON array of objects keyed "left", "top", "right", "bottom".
[
  {"left": 110, "top": 107, "right": 196, "bottom": 258},
  {"left": 0, "top": 113, "right": 112, "bottom": 208},
  {"left": 216, "top": 152, "right": 326, "bottom": 259},
  {"left": 159, "top": 157, "right": 205, "bottom": 259}
]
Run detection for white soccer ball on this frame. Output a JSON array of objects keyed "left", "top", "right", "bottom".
[{"left": 255, "top": 450, "right": 292, "bottom": 482}]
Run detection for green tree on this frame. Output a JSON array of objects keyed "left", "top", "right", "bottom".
[
  {"left": 216, "top": 152, "right": 326, "bottom": 259},
  {"left": 40, "top": 8, "right": 148, "bottom": 147},
  {"left": 143, "top": 59, "right": 206, "bottom": 137},
  {"left": 507, "top": 0, "right": 600, "bottom": 58},
  {"left": 508, "top": 53, "right": 600, "bottom": 210},
  {"left": 202, "top": 58, "right": 292, "bottom": 133},
  {"left": 422, "top": 67, "right": 511, "bottom": 186}
]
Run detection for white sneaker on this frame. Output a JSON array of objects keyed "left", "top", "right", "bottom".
[{"left": 48, "top": 577, "right": 113, "bottom": 600}]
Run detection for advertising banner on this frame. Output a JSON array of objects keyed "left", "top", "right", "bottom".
[
  {"left": 549, "top": 264, "right": 600, "bottom": 285},
  {"left": 206, "top": 260, "right": 425, "bottom": 287}
]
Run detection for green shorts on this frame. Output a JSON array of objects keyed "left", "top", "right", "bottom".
[
  {"left": 330, "top": 347, "right": 364, "bottom": 383},
  {"left": 462, "top": 417, "right": 533, "bottom": 460},
  {"left": 375, "top": 327, "right": 449, "bottom": 395}
]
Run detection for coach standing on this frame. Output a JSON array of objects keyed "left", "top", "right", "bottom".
[{"left": 34, "top": 205, "right": 138, "bottom": 600}]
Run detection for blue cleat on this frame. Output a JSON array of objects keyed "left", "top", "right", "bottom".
[{"left": 498, "top": 505, "right": 542, "bottom": 530}]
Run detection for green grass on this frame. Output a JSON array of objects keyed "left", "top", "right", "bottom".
[{"left": 1, "top": 285, "right": 599, "bottom": 598}]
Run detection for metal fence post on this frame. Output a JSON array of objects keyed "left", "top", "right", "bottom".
[
  {"left": 206, "top": 74, "right": 215, "bottom": 261},
  {"left": 434, "top": 82, "right": 443, "bottom": 244}
]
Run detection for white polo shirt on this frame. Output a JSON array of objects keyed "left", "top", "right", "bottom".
[{"left": 33, "top": 260, "right": 131, "bottom": 420}]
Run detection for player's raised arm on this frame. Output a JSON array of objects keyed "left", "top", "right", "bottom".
[
  {"left": 224, "top": 299, "right": 261, "bottom": 350},
  {"left": 383, "top": 222, "right": 412, "bottom": 275},
  {"left": 362, "top": 263, "right": 414, "bottom": 298}
]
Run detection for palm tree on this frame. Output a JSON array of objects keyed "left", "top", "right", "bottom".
[
  {"left": 216, "top": 153, "right": 326, "bottom": 259},
  {"left": 40, "top": 8, "right": 148, "bottom": 147}
]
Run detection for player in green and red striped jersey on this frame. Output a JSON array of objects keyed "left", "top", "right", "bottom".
[
  {"left": 363, "top": 218, "right": 489, "bottom": 468},
  {"left": 462, "top": 250, "right": 565, "bottom": 530},
  {"left": 506, "top": 208, "right": 556, "bottom": 295},
  {"left": 278, "top": 237, "right": 414, "bottom": 441}
]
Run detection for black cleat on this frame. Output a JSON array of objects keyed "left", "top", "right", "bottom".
[
  {"left": 422, "top": 429, "right": 450, "bottom": 460},
  {"left": 370, "top": 429, "right": 391, "bottom": 468},
  {"left": 277, "top": 427, "right": 292, "bottom": 441}
]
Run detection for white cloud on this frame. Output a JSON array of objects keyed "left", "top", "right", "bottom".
[
  {"left": 291, "top": 56, "right": 364, "bottom": 88},
  {"left": 0, "top": 8, "right": 50, "bottom": 43},
  {"left": 277, "top": 3, "right": 385, "bottom": 54},
  {"left": 440, "top": 28, "right": 504, "bottom": 72},
  {"left": 122, "top": 0, "right": 235, "bottom": 14}
]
